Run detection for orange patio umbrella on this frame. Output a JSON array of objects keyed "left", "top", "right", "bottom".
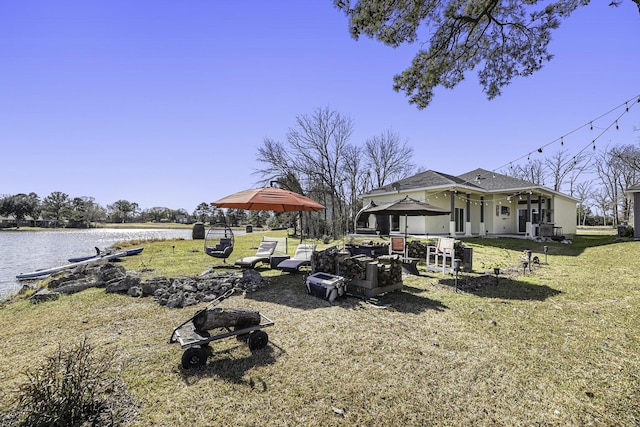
[
  {"left": 211, "top": 187, "right": 324, "bottom": 212},
  {"left": 211, "top": 187, "right": 325, "bottom": 241}
]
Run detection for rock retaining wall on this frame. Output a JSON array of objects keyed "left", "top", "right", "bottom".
[{"left": 28, "top": 263, "right": 267, "bottom": 308}]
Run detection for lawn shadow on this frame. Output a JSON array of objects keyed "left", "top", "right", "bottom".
[
  {"left": 462, "top": 234, "right": 629, "bottom": 258},
  {"left": 179, "top": 342, "right": 283, "bottom": 388},
  {"left": 374, "top": 284, "right": 449, "bottom": 314},
  {"left": 246, "top": 274, "right": 448, "bottom": 314},
  {"left": 437, "top": 275, "right": 562, "bottom": 301}
]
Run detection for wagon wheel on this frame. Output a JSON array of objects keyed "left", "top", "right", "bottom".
[
  {"left": 181, "top": 347, "right": 208, "bottom": 369},
  {"left": 247, "top": 330, "right": 269, "bottom": 351}
]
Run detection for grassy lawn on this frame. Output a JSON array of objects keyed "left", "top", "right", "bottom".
[{"left": 1, "top": 230, "right": 638, "bottom": 426}]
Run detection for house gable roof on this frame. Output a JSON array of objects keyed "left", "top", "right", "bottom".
[
  {"left": 456, "top": 168, "right": 538, "bottom": 192},
  {"left": 362, "top": 167, "right": 578, "bottom": 201},
  {"left": 365, "top": 170, "right": 483, "bottom": 196}
]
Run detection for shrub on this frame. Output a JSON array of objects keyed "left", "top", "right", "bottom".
[
  {"left": 8, "top": 337, "right": 132, "bottom": 427},
  {"left": 619, "top": 225, "right": 634, "bottom": 238}
]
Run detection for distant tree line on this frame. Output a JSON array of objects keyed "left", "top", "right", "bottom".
[{"left": 0, "top": 193, "right": 266, "bottom": 229}]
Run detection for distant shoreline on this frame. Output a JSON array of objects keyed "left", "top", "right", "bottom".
[
  {"left": 0, "top": 222, "right": 265, "bottom": 232},
  {"left": 0, "top": 222, "right": 193, "bottom": 232}
]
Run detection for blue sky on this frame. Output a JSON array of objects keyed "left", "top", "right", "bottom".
[{"left": 1, "top": 1, "right": 639, "bottom": 212}]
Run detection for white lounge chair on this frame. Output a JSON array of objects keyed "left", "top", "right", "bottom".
[
  {"left": 276, "top": 244, "right": 316, "bottom": 272},
  {"left": 234, "top": 241, "right": 278, "bottom": 269}
]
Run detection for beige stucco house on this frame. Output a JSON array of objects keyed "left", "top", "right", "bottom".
[{"left": 359, "top": 168, "right": 578, "bottom": 240}]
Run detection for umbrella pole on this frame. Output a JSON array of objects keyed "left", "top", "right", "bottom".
[
  {"left": 404, "top": 214, "right": 408, "bottom": 258},
  {"left": 300, "top": 211, "right": 303, "bottom": 243}
]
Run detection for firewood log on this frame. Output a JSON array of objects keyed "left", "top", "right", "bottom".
[{"left": 192, "top": 307, "right": 260, "bottom": 332}]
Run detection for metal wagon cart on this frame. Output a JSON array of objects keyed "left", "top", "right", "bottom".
[{"left": 169, "top": 289, "right": 274, "bottom": 369}]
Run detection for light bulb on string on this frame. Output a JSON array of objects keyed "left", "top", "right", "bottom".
[
  {"left": 590, "top": 121, "right": 593, "bottom": 130},
  {"left": 616, "top": 120, "right": 619, "bottom": 130},
  {"left": 560, "top": 136, "right": 564, "bottom": 146}
]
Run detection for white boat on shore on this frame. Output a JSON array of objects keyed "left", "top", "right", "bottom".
[{"left": 16, "top": 250, "right": 129, "bottom": 280}]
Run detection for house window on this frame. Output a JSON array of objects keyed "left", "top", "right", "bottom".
[
  {"left": 391, "top": 214, "right": 400, "bottom": 232},
  {"left": 454, "top": 208, "right": 464, "bottom": 233}
]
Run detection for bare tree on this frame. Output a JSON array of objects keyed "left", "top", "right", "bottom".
[
  {"left": 503, "top": 159, "right": 546, "bottom": 185},
  {"left": 364, "top": 129, "right": 416, "bottom": 188},
  {"left": 255, "top": 107, "right": 354, "bottom": 239},
  {"left": 593, "top": 187, "right": 613, "bottom": 226},
  {"left": 286, "top": 107, "right": 354, "bottom": 239},
  {"left": 609, "top": 144, "right": 640, "bottom": 222},
  {"left": 544, "top": 149, "right": 590, "bottom": 194},
  {"left": 566, "top": 155, "right": 593, "bottom": 198},
  {"left": 574, "top": 180, "right": 594, "bottom": 226},
  {"left": 255, "top": 138, "right": 295, "bottom": 186},
  {"left": 255, "top": 110, "right": 419, "bottom": 237},
  {"left": 595, "top": 149, "right": 622, "bottom": 226},
  {"left": 341, "top": 144, "right": 367, "bottom": 234}
]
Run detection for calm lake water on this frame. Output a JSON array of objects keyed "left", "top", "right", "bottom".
[{"left": 0, "top": 228, "right": 193, "bottom": 300}]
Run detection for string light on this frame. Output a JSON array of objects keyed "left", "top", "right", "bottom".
[
  {"left": 434, "top": 189, "right": 544, "bottom": 206},
  {"left": 491, "top": 94, "right": 639, "bottom": 173}
]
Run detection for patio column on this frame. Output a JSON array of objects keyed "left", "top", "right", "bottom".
[
  {"left": 480, "top": 196, "right": 486, "bottom": 236},
  {"left": 449, "top": 191, "right": 456, "bottom": 237},
  {"left": 635, "top": 193, "right": 640, "bottom": 239},
  {"left": 536, "top": 195, "right": 543, "bottom": 237},
  {"left": 526, "top": 192, "right": 532, "bottom": 238},
  {"left": 465, "top": 193, "right": 472, "bottom": 236}
]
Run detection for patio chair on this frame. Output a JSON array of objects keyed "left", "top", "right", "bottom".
[
  {"left": 262, "top": 236, "right": 288, "bottom": 255},
  {"left": 276, "top": 244, "right": 316, "bottom": 272},
  {"left": 426, "top": 237, "right": 455, "bottom": 273},
  {"left": 234, "top": 241, "right": 278, "bottom": 269},
  {"left": 389, "top": 236, "right": 407, "bottom": 258}
]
